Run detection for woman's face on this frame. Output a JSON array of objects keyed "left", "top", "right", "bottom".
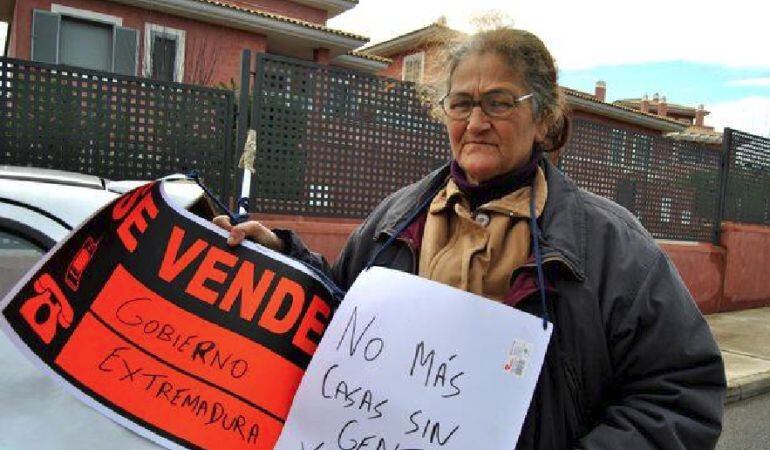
[{"left": 446, "top": 52, "right": 546, "bottom": 184}]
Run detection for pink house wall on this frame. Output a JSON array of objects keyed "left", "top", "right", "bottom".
[
  {"left": 659, "top": 242, "right": 725, "bottom": 314},
  {"left": 257, "top": 215, "right": 770, "bottom": 315},
  {"left": 720, "top": 222, "right": 770, "bottom": 311},
  {"left": 10, "top": 0, "right": 280, "bottom": 86}
]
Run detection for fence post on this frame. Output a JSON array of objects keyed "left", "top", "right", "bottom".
[
  {"left": 712, "top": 127, "right": 732, "bottom": 244},
  {"left": 234, "top": 49, "right": 252, "bottom": 207},
  {"left": 222, "top": 91, "right": 235, "bottom": 204}
]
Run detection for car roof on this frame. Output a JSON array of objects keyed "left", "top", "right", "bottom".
[{"left": 0, "top": 166, "right": 105, "bottom": 190}]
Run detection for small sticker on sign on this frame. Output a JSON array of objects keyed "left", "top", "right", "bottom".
[{"left": 503, "top": 339, "right": 532, "bottom": 377}]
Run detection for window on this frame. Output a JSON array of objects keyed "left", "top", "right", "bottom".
[
  {"left": 143, "top": 24, "right": 186, "bottom": 83},
  {"left": 30, "top": 6, "right": 137, "bottom": 75},
  {"left": 402, "top": 51, "right": 425, "bottom": 83},
  {"left": 59, "top": 16, "right": 113, "bottom": 71},
  {"left": 0, "top": 230, "right": 45, "bottom": 299},
  {"left": 661, "top": 197, "right": 672, "bottom": 223}
]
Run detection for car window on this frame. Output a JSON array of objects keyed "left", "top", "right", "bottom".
[{"left": 0, "top": 231, "right": 45, "bottom": 299}]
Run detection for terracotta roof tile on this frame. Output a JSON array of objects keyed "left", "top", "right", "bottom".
[
  {"left": 562, "top": 86, "right": 687, "bottom": 126},
  {"left": 347, "top": 51, "right": 392, "bottom": 64},
  {"left": 198, "top": 0, "right": 368, "bottom": 41},
  {"left": 665, "top": 128, "right": 724, "bottom": 144},
  {"left": 615, "top": 98, "right": 704, "bottom": 114}
]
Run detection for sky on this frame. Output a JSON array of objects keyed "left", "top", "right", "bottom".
[{"left": 329, "top": 0, "right": 770, "bottom": 136}]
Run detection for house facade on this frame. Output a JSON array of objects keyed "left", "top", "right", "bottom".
[
  {"left": 2, "top": 0, "right": 389, "bottom": 86},
  {"left": 361, "top": 18, "right": 460, "bottom": 85}
]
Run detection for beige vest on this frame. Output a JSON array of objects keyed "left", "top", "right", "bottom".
[{"left": 418, "top": 167, "right": 548, "bottom": 301}]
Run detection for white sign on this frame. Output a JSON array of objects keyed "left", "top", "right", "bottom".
[{"left": 275, "top": 267, "right": 552, "bottom": 450}]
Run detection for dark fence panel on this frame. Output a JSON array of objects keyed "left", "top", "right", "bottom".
[
  {"left": 560, "top": 118, "right": 721, "bottom": 241},
  {"left": 248, "top": 53, "right": 450, "bottom": 218},
  {"left": 0, "top": 57, "right": 236, "bottom": 198},
  {"left": 723, "top": 128, "right": 770, "bottom": 225}
]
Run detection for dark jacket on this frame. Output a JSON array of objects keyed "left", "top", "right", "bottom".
[{"left": 282, "top": 160, "right": 726, "bottom": 449}]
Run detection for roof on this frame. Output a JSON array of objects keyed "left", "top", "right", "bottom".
[
  {"left": 333, "top": 51, "right": 391, "bottom": 72},
  {"left": 220, "top": 0, "right": 358, "bottom": 19},
  {"left": 194, "top": 0, "right": 368, "bottom": 41},
  {"left": 362, "top": 22, "right": 460, "bottom": 56},
  {"left": 614, "top": 98, "right": 708, "bottom": 116},
  {"left": 563, "top": 87, "right": 689, "bottom": 131},
  {"left": 347, "top": 50, "right": 392, "bottom": 64},
  {"left": 665, "top": 128, "right": 724, "bottom": 145}
]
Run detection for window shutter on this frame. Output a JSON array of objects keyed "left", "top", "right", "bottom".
[
  {"left": 113, "top": 26, "right": 138, "bottom": 76},
  {"left": 31, "top": 10, "right": 60, "bottom": 64},
  {"left": 402, "top": 52, "right": 424, "bottom": 83}
]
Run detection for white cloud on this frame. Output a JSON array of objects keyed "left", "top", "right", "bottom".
[
  {"left": 728, "top": 77, "right": 770, "bottom": 87},
  {"left": 330, "top": 0, "right": 770, "bottom": 71},
  {"left": 0, "top": 22, "right": 7, "bottom": 57},
  {"left": 708, "top": 97, "right": 770, "bottom": 137}
]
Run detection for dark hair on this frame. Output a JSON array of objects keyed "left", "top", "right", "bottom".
[{"left": 437, "top": 28, "right": 570, "bottom": 152}]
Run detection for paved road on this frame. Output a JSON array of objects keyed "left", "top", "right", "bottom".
[{"left": 717, "top": 393, "right": 770, "bottom": 450}]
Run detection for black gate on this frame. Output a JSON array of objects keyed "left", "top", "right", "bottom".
[
  {"left": 722, "top": 128, "right": 770, "bottom": 226},
  {"left": 0, "top": 57, "right": 236, "bottom": 198}
]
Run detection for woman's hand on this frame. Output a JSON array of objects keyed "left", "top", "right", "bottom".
[{"left": 212, "top": 215, "right": 285, "bottom": 252}]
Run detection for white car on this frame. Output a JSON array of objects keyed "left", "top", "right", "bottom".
[{"left": 0, "top": 165, "right": 209, "bottom": 450}]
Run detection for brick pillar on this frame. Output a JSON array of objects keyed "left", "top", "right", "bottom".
[
  {"left": 695, "top": 104, "right": 706, "bottom": 127},
  {"left": 640, "top": 94, "right": 650, "bottom": 113},
  {"left": 594, "top": 80, "right": 606, "bottom": 102},
  {"left": 313, "top": 47, "right": 331, "bottom": 65},
  {"left": 658, "top": 95, "right": 668, "bottom": 118}
]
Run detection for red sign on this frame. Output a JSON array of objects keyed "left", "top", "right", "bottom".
[{"left": 1, "top": 181, "right": 337, "bottom": 450}]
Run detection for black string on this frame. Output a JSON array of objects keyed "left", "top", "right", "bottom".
[{"left": 185, "top": 171, "right": 345, "bottom": 305}]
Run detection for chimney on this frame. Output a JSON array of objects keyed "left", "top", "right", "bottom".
[
  {"left": 695, "top": 104, "right": 706, "bottom": 127},
  {"left": 640, "top": 94, "right": 650, "bottom": 113},
  {"left": 658, "top": 95, "right": 668, "bottom": 118},
  {"left": 594, "top": 80, "right": 606, "bottom": 102}
]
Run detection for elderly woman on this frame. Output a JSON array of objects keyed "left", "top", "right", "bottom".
[{"left": 215, "top": 28, "right": 725, "bottom": 449}]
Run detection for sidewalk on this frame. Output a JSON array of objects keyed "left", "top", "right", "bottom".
[{"left": 706, "top": 307, "right": 770, "bottom": 403}]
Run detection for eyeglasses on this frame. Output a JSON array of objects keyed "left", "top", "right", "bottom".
[{"left": 440, "top": 90, "right": 534, "bottom": 120}]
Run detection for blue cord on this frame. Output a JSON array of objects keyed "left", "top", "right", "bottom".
[{"left": 529, "top": 189, "right": 550, "bottom": 330}]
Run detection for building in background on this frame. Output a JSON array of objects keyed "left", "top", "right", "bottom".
[
  {"left": 361, "top": 16, "right": 461, "bottom": 84},
  {"left": 615, "top": 94, "right": 723, "bottom": 145},
  {"left": 1, "top": 0, "right": 390, "bottom": 86},
  {"left": 364, "top": 21, "right": 725, "bottom": 146}
]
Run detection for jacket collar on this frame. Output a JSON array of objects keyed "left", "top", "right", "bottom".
[{"left": 375, "top": 159, "right": 587, "bottom": 281}]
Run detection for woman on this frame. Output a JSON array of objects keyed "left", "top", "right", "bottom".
[{"left": 215, "top": 28, "right": 725, "bottom": 449}]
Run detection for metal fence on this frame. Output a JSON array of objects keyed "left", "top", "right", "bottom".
[
  {"left": 237, "top": 53, "right": 770, "bottom": 242},
  {"left": 4, "top": 52, "right": 770, "bottom": 242},
  {"left": 244, "top": 53, "right": 450, "bottom": 218},
  {"left": 722, "top": 128, "right": 770, "bottom": 226},
  {"left": 0, "top": 57, "right": 236, "bottom": 198},
  {"left": 559, "top": 119, "right": 722, "bottom": 242}
]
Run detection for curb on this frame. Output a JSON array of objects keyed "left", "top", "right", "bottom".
[{"left": 725, "top": 371, "right": 770, "bottom": 404}]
